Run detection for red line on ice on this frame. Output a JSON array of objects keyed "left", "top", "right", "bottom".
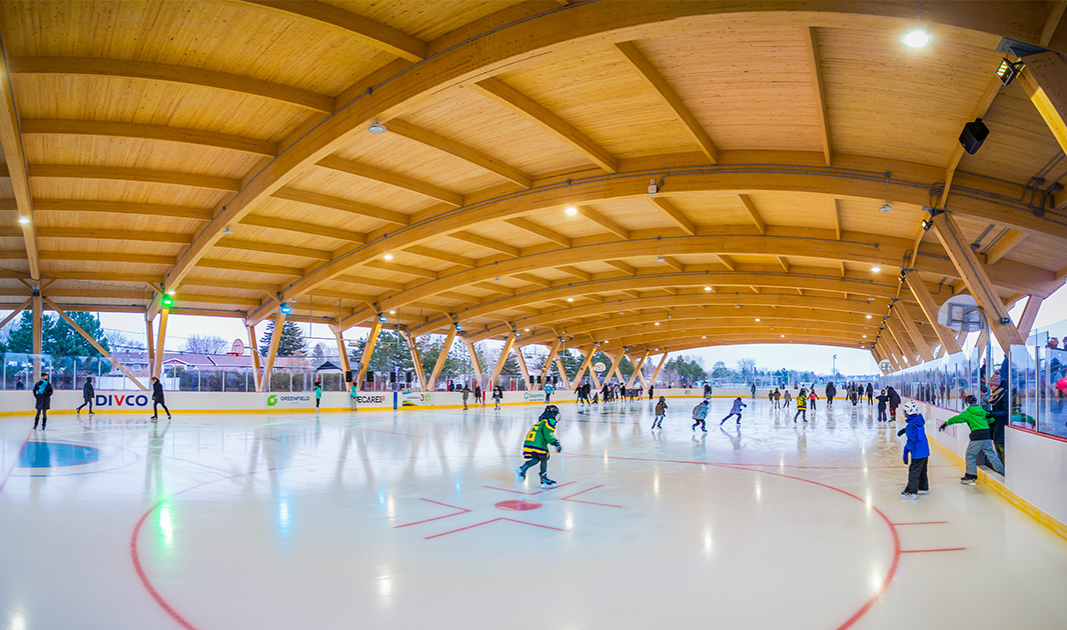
[
  {"left": 425, "top": 517, "right": 568, "bottom": 539},
  {"left": 901, "top": 548, "right": 967, "bottom": 554},
  {"left": 0, "top": 427, "right": 35, "bottom": 498},
  {"left": 394, "top": 498, "right": 471, "bottom": 528},
  {"left": 560, "top": 484, "right": 623, "bottom": 508},
  {"left": 484, "top": 481, "right": 577, "bottom": 495}
]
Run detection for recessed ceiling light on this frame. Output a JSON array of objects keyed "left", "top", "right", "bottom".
[
  {"left": 654, "top": 322, "right": 660, "bottom": 326},
  {"left": 564, "top": 206, "right": 578, "bottom": 215},
  {"left": 388, "top": 310, "right": 396, "bottom": 314},
  {"left": 704, "top": 286, "right": 711, "bottom": 291},
  {"left": 383, "top": 253, "right": 393, "bottom": 260},
  {"left": 702, "top": 336, "right": 706, "bottom": 339},
  {"left": 17, "top": 216, "right": 29, "bottom": 225},
  {"left": 901, "top": 28, "right": 932, "bottom": 48},
  {"left": 524, "top": 328, "right": 529, "bottom": 331},
  {"left": 566, "top": 297, "right": 574, "bottom": 302},
  {"left": 863, "top": 334, "right": 867, "bottom": 338},
  {"left": 166, "top": 289, "right": 176, "bottom": 296},
  {"left": 871, "top": 265, "right": 881, "bottom": 273},
  {"left": 780, "top": 334, "right": 785, "bottom": 338},
  {"left": 754, "top": 318, "right": 760, "bottom": 322},
  {"left": 866, "top": 314, "right": 873, "bottom": 319}
]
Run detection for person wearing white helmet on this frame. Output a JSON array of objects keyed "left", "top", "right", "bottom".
[{"left": 897, "top": 400, "right": 930, "bottom": 499}]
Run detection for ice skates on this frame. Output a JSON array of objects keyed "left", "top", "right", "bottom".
[{"left": 540, "top": 476, "right": 558, "bottom": 489}]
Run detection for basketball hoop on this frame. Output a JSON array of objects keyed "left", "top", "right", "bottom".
[{"left": 228, "top": 338, "right": 245, "bottom": 356}]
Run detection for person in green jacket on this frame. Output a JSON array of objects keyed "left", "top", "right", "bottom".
[
  {"left": 314, "top": 380, "right": 322, "bottom": 411},
  {"left": 515, "top": 405, "right": 563, "bottom": 488},
  {"left": 939, "top": 394, "right": 1004, "bottom": 484}
]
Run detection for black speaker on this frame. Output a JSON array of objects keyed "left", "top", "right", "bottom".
[
  {"left": 366, "top": 371, "right": 374, "bottom": 383},
  {"left": 959, "top": 118, "right": 989, "bottom": 154},
  {"left": 389, "top": 371, "right": 396, "bottom": 382},
  {"left": 529, "top": 375, "right": 535, "bottom": 385},
  {"left": 345, "top": 370, "right": 353, "bottom": 383},
  {"left": 405, "top": 372, "right": 413, "bottom": 383}
]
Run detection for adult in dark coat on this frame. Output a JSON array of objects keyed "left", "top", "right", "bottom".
[
  {"left": 887, "top": 386, "right": 901, "bottom": 421},
  {"left": 33, "top": 373, "right": 54, "bottom": 430},
  {"left": 76, "top": 376, "right": 95, "bottom": 414},
  {"left": 150, "top": 376, "right": 171, "bottom": 421},
  {"left": 825, "top": 381, "right": 836, "bottom": 408}
]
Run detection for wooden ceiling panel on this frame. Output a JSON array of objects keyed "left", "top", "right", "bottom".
[
  {"left": 632, "top": 25, "right": 824, "bottom": 153},
  {"left": 835, "top": 197, "right": 925, "bottom": 239},
  {"left": 397, "top": 86, "right": 597, "bottom": 178},
  {"left": 820, "top": 25, "right": 1003, "bottom": 167},
  {"left": 292, "top": 165, "right": 439, "bottom": 213},
  {"left": 491, "top": 45, "right": 703, "bottom": 160},
  {"left": 27, "top": 174, "right": 232, "bottom": 208},
  {"left": 12, "top": 75, "right": 312, "bottom": 144},
  {"left": 1, "top": 0, "right": 391, "bottom": 97},
  {"left": 23, "top": 135, "right": 263, "bottom": 179},
  {"left": 331, "top": 0, "right": 518, "bottom": 42}
]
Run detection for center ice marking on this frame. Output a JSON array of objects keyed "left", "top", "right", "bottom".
[{"left": 495, "top": 499, "right": 542, "bottom": 511}]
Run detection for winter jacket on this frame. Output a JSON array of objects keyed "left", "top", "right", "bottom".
[
  {"left": 825, "top": 383, "right": 836, "bottom": 398},
  {"left": 729, "top": 398, "right": 746, "bottom": 413},
  {"left": 692, "top": 402, "right": 709, "bottom": 420},
  {"left": 82, "top": 381, "right": 94, "bottom": 400},
  {"left": 314, "top": 385, "right": 322, "bottom": 400},
  {"left": 988, "top": 387, "right": 1009, "bottom": 444},
  {"left": 902, "top": 413, "right": 930, "bottom": 460},
  {"left": 795, "top": 395, "right": 807, "bottom": 409},
  {"left": 33, "top": 379, "right": 53, "bottom": 410},
  {"left": 152, "top": 380, "right": 166, "bottom": 403},
  {"left": 654, "top": 400, "right": 668, "bottom": 415},
  {"left": 522, "top": 415, "right": 559, "bottom": 458},
  {"left": 875, "top": 394, "right": 888, "bottom": 410},
  {"left": 944, "top": 405, "right": 993, "bottom": 440},
  {"left": 888, "top": 388, "right": 901, "bottom": 408}
]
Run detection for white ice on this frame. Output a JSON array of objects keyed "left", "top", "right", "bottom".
[{"left": 1, "top": 397, "right": 1066, "bottom": 630}]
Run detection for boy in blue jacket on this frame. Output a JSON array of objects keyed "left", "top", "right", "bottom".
[{"left": 898, "top": 400, "right": 930, "bottom": 499}]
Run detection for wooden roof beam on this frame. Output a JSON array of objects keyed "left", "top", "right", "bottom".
[
  {"left": 386, "top": 119, "right": 531, "bottom": 187},
  {"left": 21, "top": 119, "right": 276, "bottom": 156},
  {"left": 448, "top": 231, "right": 519, "bottom": 257},
  {"left": 650, "top": 197, "right": 696, "bottom": 235},
  {"left": 513, "top": 273, "right": 551, "bottom": 288},
  {"left": 469, "top": 77, "right": 618, "bottom": 173},
  {"left": 984, "top": 229, "right": 1028, "bottom": 265},
  {"left": 737, "top": 194, "right": 766, "bottom": 235},
  {"left": 316, "top": 156, "right": 464, "bottom": 207},
  {"left": 40, "top": 251, "right": 177, "bottom": 265},
  {"left": 504, "top": 218, "right": 571, "bottom": 247},
  {"left": 404, "top": 245, "right": 476, "bottom": 268},
  {"left": 802, "top": 27, "right": 832, "bottom": 166},
  {"left": 717, "top": 255, "right": 736, "bottom": 271},
  {"left": 239, "top": 0, "right": 428, "bottom": 62},
  {"left": 615, "top": 41, "right": 718, "bottom": 163},
  {"left": 29, "top": 164, "right": 240, "bottom": 191},
  {"left": 605, "top": 260, "right": 636, "bottom": 275},
  {"left": 0, "top": 60, "right": 39, "bottom": 279},
  {"left": 661, "top": 256, "right": 684, "bottom": 272},
  {"left": 197, "top": 258, "right": 304, "bottom": 277},
  {"left": 215, "top": 238, "right": 332, "bottom": 260},
  {"left": 9, "top": 56, "right": 333, "bottom": 112},
  {"left": 363, "top": 259, "right": 438, "bottom": 279},
  {"left": 776, "top": 257, "right": 790, "bottom": 273},
  {"left": 239, "top": 215, "right": 366, "bottom": 243},
  {"left": 557, "top": 266, "right": 591, "bottom": 281},
  {"left": 577, "top": 206, "right": 629, "bottom": 239},
  {"left": 272, "top": 188, "right": 409, "bottom": 226},
  {"left": 34, "top": 199, "right": 212, "bottom": 221}
]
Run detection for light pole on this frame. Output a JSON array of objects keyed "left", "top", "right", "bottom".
[{"left": 832, "top": 354, "right": 837, "bottom": 381}]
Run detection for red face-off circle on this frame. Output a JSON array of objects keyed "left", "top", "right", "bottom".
[{"left": 495, "top": 499, "right": 542, "bottom": 511}]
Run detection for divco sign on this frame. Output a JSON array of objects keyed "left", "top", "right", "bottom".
[{"left": 95, "top": 393, "right": 150, "bottom": 408}]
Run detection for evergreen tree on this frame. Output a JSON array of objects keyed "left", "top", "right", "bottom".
[
  {"left": 417, "top": 335, "right": 465, "bottom": 386},
  {"left": 5, "top": 311, "right": 110, "bottom": 357},
  {"left": 259, "top": 320, "right": 307, "bottom": 357},
  {"left": 348, "top": 330, "right": 414, "bottom": 382}
]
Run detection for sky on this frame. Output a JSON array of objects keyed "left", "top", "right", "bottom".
[{"left": 4, "top": 282, "right": 1067, "bottom": 376}]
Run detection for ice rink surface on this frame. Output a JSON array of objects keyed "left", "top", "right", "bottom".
[{"left": 1, "top": 397, "right": 1066, "bottom": 630}]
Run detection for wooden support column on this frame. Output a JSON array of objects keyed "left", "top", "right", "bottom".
[
  {"left": 32, "top": 292, "right": 42, "bottom": 381},
  {"left": 0, "top": 297, "right": 32, "bottom": 331},
  {"left": 463, "top": 338, "right": 484, "bottom": 386},
  {"left": 929, "top": 211, "right": 1023, "bottom": 351},
  {"left": 625, "top": 351, "right": 650, "bottom": 388},
  {"left": 905, "top": 274, "right": 962, "bottom": 354},
  {"left": 44, "top": 298, "right": 147, "bottom": 390},
  {"left": 153, "top": 308, "right": 169, "bottom": 379},
  {"left": 247, "top": 324, "right": 263, "bottom": 392},
  {"left": 588, "top": 351, "right": 604, "bottom": 391},
  {"left": 355, "top": 319, "right": 381, "bottom": 389},
  {"left": 885, "top": 319, "right": 915, "bottom": 365},
  {"left": 1017, "top": 295, "right": 1044, "bottom": 339},
  {"left": 333, "top": 326, "right": 351, "bottom": 374},
  {"left": 536, "top": 339, "right": 562, "bottom": 390},
  {"left": 261, "top": 312, "right": 286, "bottom": 390},
  {"left": 1020, "top": 51, "right": 1067, "bottom": 155},
  {"left": 894, "top": 303, "right": 934, "bottom": 362},
  {"left": 879, "top": 335, "right": 906, "bottom": 371},
  {"left": 404, "top": 332, "right": 427, "bottom": 391},
  {"left": 554, "top": 357, "right": 571, "bottom": 390},
  {"left": 514, "top": 345, "right": 531, "bottom": 387},
  {"left": 605, "top": 350, "right": 625, "bottom": 383},
  {"left": 428, "top": 326, "right": 457, "bottom": 390},
  {"left": 649, "top": 353, "right": 669, "bottom": 386},
  {"left": 489, "top": 334, "right": 517, "bottom": 387},
  {"left": 145, "top": 317, "right": 156, "bottom": 379},
  {"left": 572, "top": 346, "right": 596, "bottom": 384},
  {"left": 975, "top": 328, "right": 990, "bottom": 361}
]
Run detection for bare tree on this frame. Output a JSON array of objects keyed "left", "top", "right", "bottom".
[
  {"left": 181, "top": 334, "right": 228, "bottom": 354},
  {"left": 736, "top": 357, "right": 758, "bottom": 380}
]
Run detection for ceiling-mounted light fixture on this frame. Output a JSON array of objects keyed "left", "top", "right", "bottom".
[
  {"left": 18, "top": 216, "right": 30, "bottom": 225},
  {"left": 648, "top": 178, "right": 659, "bottom": 196},
  {"left": 566, "top": 297, "right": 574, "bottom": 302},
  {"left": 656, "top": 255, "right": 665, "bottom": 263},
  {"left": 388, "top": 309, "right": 396, "bottom": 315},
  {"left": 871, "top": 265, "right": 881, "bottom": 273},
  {"left": 280, "top": 302, "right": 292, "bottom": 315},
  {"left": 367, "top": 121, "right": 387, "bottom": 134},
  {"left": 565, "top": 206, "right": 578, "bottom": 215},
  {"left": 877, "top": 171, "right": 893, "bottom": 213},
  {"left": 704, "top": 286, "right": 712, "bottom": 292},
  {"left": 996, "top": 57, "right": 1024, "bottom": 86},
  {"left": 383, "top": 253, "right": 394, "bottom": 260},
  {"left": 901, "top": 1, "right": 932, "bottom": 48},
  {"left": 222, "top": 226, "right": 233, "bottom": 235}
]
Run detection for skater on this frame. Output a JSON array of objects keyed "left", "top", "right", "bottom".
[
  {"left": 793, "top": 388, "right": 807, "bottom": 422},
  {"left": 515, "top": 405, "right": 563, "bottom": 488},
  {"left": 314, "top": 380, "right": 322, "bottom": 410},
  {"left": 887, "top": 386, "right": 900, "bottom": 421},
  {"left": 544, "top": 382, "right": 554, "bottom": 403},
  {"left": 773, "top": 387, "right": 781, "bottom": 409},
  {"left": 653, "top": 396, "right": 668, "bottom": 429},
  {"left": 492, "top": 385, "right": 503, "bottom": 410},
  {"left": 648, "top": 384, "right": 654, "bottom": 400},
  {"left": 461, "top": 384, "right": 471, "bottom": 410},
  {"left": 808, "top": 389, "right": 818, "bottom": 411},
  {"left": 875, "top": 389, "right": 889, "bottom": 422},
  {"left": 939, "top": 395, "right": 1004, "bottom": 484},
  {"left": 750, "top": 383, "right": 756, "bottom": 399},
  {"left": 898, "top": 401, "right": 930, "bottom": 499},
  {"left": 32, "top": 373, "right": 53, "bottom": 430},
  {"left": 474, "top": 384, "right": 482, "bottom": 406},
  {"left": 866, "top": 383, "right": 874, "bottom": 405},
  {"left": 720, "top": 396, "right": 747, "bottom": 425},
  {"left": 691, "top": 399, "right": 710, "bottom": 432},
  {"left": 76, "top": 376, "right": 95, "bottom": 415},
  {"left": 767, "top": 389, "right": 774, "bottom": 405},
  {"left": 704, "top": 383, "right": 712, "bottom": 398},
  {"left": 825, "top": 381, "right": 836, "bottom": 408},
  {"left": 783, "top": 389, "right": 792, "bottom": 408},
  {"left": 150, "top": 376, "right": 171, "bottom": 421}
]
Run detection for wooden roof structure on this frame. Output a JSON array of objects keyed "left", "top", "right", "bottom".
[{"left": 2, "top": 1, "right": 1067, "bottom": 369}]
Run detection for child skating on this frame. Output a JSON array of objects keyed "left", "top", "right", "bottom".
[
  {"left": 897, "top": 401, "right": 930, "bottom": 499},
  {"left": 720, "top": 397, "right": 747, "bottom": 426},
  {"left": 793, "top": 389, "right": 807, "bottom": 422},
  {"left": 939, "top": 394, "right": 1004, "bottom": 484},
  {"left": 691, "top": 399, "right": 709, "bottom": 432},
  {"left": 652, "top": 396, "right": 668, "bottom": 429},
  {"left": 808, "top": 390, "right": 818, "bottom": 411},
  {"left": 516, "top": 405, "right": 563, "bottom": 488}
]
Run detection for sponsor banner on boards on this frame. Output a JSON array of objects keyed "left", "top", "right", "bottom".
[{"left": 400, "top": 392, "right": 431, "bottom": 407}]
